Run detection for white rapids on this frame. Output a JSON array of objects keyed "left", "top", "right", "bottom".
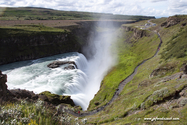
[{"left": 0, "top": 21, "right": 118, "bottom": 110}]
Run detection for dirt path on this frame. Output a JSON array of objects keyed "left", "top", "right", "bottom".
[{"left": 64, "top": 22, "right": 163, "bottom": 117}]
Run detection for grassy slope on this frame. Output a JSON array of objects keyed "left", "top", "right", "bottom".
[
  {"left": 85, "top": 16, "right": 187, "bottom": 124},
  {"left": 88, "top": 28, "right": 159, "bottom": 111}
]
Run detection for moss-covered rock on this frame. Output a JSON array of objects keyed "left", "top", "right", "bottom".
[
  {"left": 39, "top": 91, "right": 75, "bottom": 106},
  {"left": 177, "top": 97, "right": 187, "bottom": 107},
  {"left": 150, "top": 63, "right": 177, "bottom": 78},
  {"left": 144, "top": 87, "right": 175, "bottom": 109}
]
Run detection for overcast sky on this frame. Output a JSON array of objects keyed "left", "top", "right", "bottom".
[{"left": 0, "top": 0, "right": 187, "bottom": 17}]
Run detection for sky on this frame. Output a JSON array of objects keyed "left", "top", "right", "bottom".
[{"left": 0, "top": 0, "right": 187, "bottom": 17}]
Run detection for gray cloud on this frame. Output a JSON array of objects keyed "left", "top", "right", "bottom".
[
  {"left": 0, "top": 0, "right": 186, "bottom": 17},
  {"left": 0, "top": 0, "right": 16, "bottom": 6},
  {"left": 151, "top": 0, "right": 167, "bottom": 2},
  {"left": 169, "top": 0, "right": 187, "bottom": 14}
]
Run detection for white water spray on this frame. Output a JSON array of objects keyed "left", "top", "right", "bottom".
[{"left": 71, "top": 20, "right": 118, "bottom": 110}]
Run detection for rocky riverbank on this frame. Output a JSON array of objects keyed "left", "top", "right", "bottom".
[{"left": 0, "top": 70, "right": 75, "bottom": 106}]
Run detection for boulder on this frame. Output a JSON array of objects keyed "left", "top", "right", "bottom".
[
  {"left": 47, "top": 61, "right": 77, "bottom": 69},
  {"left": 64, "top": 65, "right": 75, "bottom": 70},
  {"left": 177, "top": 97, "right": 187, "bottom": 107}
]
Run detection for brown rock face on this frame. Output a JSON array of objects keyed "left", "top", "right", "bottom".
[
  {"left": 0, "top": 70, "right": 8, "bottom": 96},
  {"left": 10, "top": 89, "right": 38, "bottom": 100},
  {"left": 161, "top": 16, "right": 184, "bottom": 28}
]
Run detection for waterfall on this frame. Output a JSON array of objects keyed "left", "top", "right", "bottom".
[{"left": 0, "top": 21, "right": 118, "bottom": 111}]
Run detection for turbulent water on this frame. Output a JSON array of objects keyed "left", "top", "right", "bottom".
[
  {"left": 0, "top": 22, "right": 118, "bottom": 110},
  {"left": 0, "top": 53, "right": 85, "bottom": 93}
]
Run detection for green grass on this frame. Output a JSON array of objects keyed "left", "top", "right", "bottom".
[
  {"left": 161, "top": 26, "right": 187, "bottom": 59},
  {"left": 85, "top": 16, "right": 187, "bottom": 124},
  {"left": 0, "top": 100, "right": 58, "bottom": 124},
  {"left": 88, "top": 27, "right": 160, "bottom": 111},
  {"left": 0, "top": 24, "right": 66, "bottom": 38},
  {"left": 0, "top": 99, "right": 85, "bottom": 125}
]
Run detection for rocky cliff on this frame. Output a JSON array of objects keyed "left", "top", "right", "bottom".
[
  {"left": 0, "top": 20, "right": 136, "bottom": 65},
  {"left": 122, "top": 26, "right": 149, "bottom": 39},
  {"left": 161, "top": 15, "right": 187, "bottom": 28},
  {"left": 0, "top": 30, "right": 82, "bottom": 65}
]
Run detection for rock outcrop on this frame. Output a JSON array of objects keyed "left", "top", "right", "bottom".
[
  {"left": 10, "top": 89, "right": 39, "bottom": 100},
  {"left": 161, "top": 16, "right": 185, "bottom": 28},
  {"left": 150, "top": 64, "right": 176, "bottom": 78},
  {"left": 122, "top": 26, "right": 149, "bottom": 39},
  {"left": 0, "top": 70, "right": 8, "bottom": 96},
  {"left": 47, "top": 61, "right": 77, "bottom": 69},
  {"left": 0, "top": 70, "right": 39, "bottom": 103},
  {"left": 39, "top": 91, "right": 75, "bottom": 106}
]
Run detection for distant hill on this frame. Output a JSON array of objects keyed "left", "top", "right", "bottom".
[{"left": 0, "top": 7, "right": 155, "bottom": 21}]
